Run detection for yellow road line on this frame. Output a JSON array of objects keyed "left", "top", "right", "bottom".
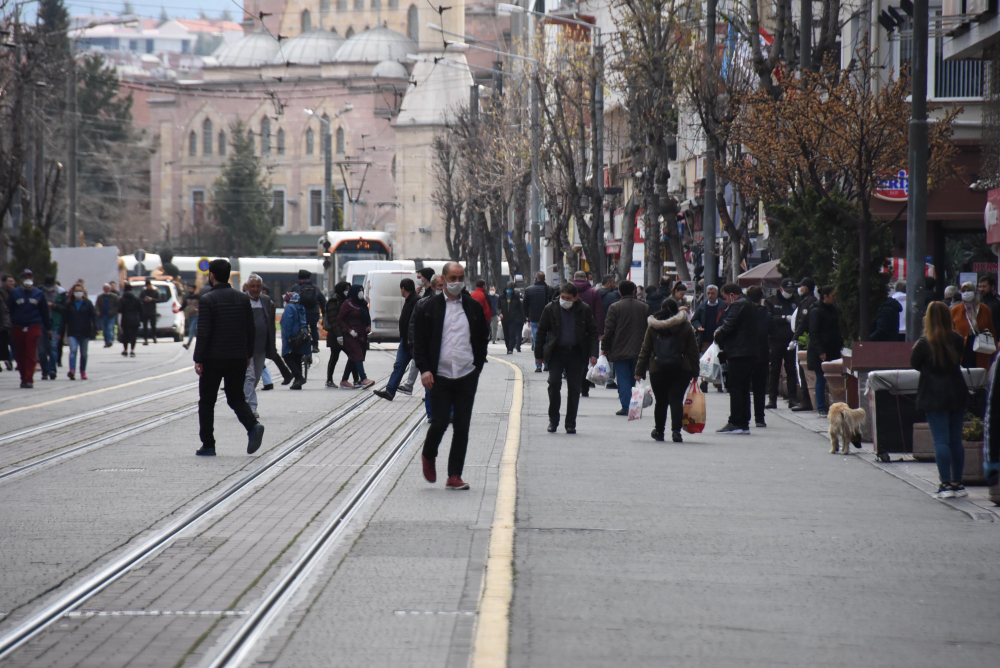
[
  {"left": 0, "top": 367, "right": 190, "bottom": 417},
  {"left": 470, "top": 356, "right": 523, "bottom": 668}
]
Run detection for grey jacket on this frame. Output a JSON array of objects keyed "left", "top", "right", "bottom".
[{"left": 601, "top": 296, "right": 650, "bottom": 362}]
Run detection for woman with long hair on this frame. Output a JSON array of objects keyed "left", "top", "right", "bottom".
[{"left": 911, "top": 301, "right": 970, "bottom": 499}]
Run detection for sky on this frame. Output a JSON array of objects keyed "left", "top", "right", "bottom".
[{"left": 21, "top": 0, "right": 243, "bottom": 23}]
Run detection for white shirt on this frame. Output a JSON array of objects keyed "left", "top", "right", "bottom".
[
  {"left": 249, "top": 297, "right": 263, "bottom": 309},
  {"left": 438, "top": 296, "right": 475, "bottom": 379}
]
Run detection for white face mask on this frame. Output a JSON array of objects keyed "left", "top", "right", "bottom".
[
  {"left": 781, "top": 290, "right": 793, "bottom": 299},
  {"left": 23, "top": 280, "right": 33, "bottom": 289},
  {"left": 357, "top": 290, "right": 365, "bottom": 301},
  {"left": 434, "top": 289, "right": 443, "bottom": 296},
  {"left": 74, "top": 292, "right": 84, "bottom": 300},
  {"left": 798, "top": 286, "right": 808, "bottom": 296},
  {"left": 962, "top": 291, "right": 976, "bottom": 302},
  {"left": 445, "top": 281, "right": 464, "bottom": 296},
  {"left": 559, "top": 298, "right": 573, "bottom": 310}
]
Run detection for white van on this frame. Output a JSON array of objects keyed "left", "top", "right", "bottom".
[
  {"left": 127, "top": 278, "right": 186, "bottom": 341},
  {"left": 342, "top": 260, "right": 415, "bottom": 286},
  {"left": 363, "top": 270, "right": 419, "bottom": 341}
]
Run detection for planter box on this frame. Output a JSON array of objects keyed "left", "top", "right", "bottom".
[
  {"left": 963, "top": 440, "right": 987, "bottom": 486},
  {"left": 912, "top": 423, "right": 935, "bottom": 462},
  {"left": 821, "top": 359, "right": 847, "bottom": 404}
]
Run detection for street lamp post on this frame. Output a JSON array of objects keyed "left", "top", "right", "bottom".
[
  {"left": 305, "top": 104, "right": 353, "bottom": 231},
  {"left": 906, "top": 0, "right": 929, "bottom": 340}
]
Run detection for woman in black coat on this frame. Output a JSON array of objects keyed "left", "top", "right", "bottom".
[
  {"left": 118, "top": 284, "right": 143, "bottom": 357},
  {"left": 911, "top": 301, "right": 970, "bottom": 500},
  {"left": 498, "top": 281, "right": 525, "bottom": 354},
  {"left": 324, "top": 281, "right": 359, "bottom": 387},
  {"left": 59, "top": 284, "right": 97, "bottom": 379}
]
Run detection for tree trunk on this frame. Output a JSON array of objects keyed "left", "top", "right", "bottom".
[
  {"left": 616, "top": 193, "right": 640, "bottom": 282},
  {"left": 511, "top": 176, "right": 532, "bottom": 280},
  {"left": 643, "top": 192, "right": 661, "bottom": 288},
  {"left": 661, "top": 195, "right": 690, "bottom": 281},
  {"left": 858, "top": 220, "right": 871, "bottom": 342},
  {"left": 730, "top": 235, "right": 742, "bottom": 283}
]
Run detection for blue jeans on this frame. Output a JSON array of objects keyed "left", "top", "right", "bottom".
[
  {"left": 613, "top": 359, "right": 638, "bottom": 410},
  {"left": 100, "top": 315, "right": 115, "bottom": 344},
  {"left": 530, "top": 322, "right": 540, "bottom": 367},
  {"left": 424, "top": 387, "right": 432, "bottom": 419},
  {"left": 38, "top": 334, "right": 56, "bottom": 376},
  {"left": 814, "top": 369, "right": 827, "bottom": 412},
  {"left": 262, "top": 365, "right": 273, "bottom": 386},
  {"left": 385, "top": 345, "right": 413, "bottom": 398},
  {"left": 926, "top": 411, "right": 965, "bottom": 484},
  {"left": 68, "top": 336, "right": 89, "bottom": 372},
  {"left": 186, "top": 315, "right": 198, "bottom": 345}
]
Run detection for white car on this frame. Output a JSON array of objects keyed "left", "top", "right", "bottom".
[{"left": 128, "top": 278, "right": 186, "bottom": 341}]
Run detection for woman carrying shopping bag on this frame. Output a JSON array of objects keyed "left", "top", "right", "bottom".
[{"left": 635, "top": 299, "right": 700, "bottom": 442}]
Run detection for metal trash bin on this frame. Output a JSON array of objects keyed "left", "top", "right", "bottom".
[{"left": 864, "top": 369, "right": 987, "bottom": 462}]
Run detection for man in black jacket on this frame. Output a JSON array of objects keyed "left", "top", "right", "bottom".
[
  {"left": 243, "top": 274, "right": 292, "bottom": 413},
  {"left": 645, "top": 276, "right": 673, "bottom": 315},
  {"left": 764, "top": 278, "right": 800, "bottom": 409},
  {"left": 714, "top": 283, "right": 758, "bottom": 434},
  {"left": 534, "top": 283, "right": 599, "bottom": 434},
  {"left": 375, "top": 278, "right": 419, "bottom": 402},
  {"left": 808, "top": 285, "right": 842, "bottom": 418},
  {"left": 193, "top": 259, "right": 265, "bottom": 457},
  {"left": 791, "top": 277, "right": 818, "bottom": 412},
  {"left": 521, "top": 271, "right": 553, "bottom": 372},
  {"left": 748, "top": 286, "right": 775, "bottom": 428},
  {"left": 413, "top": 262, "right": 490, "bottom": 490},
  {"left": 290, "top": 269, "right": 325, "bottom": 353}
]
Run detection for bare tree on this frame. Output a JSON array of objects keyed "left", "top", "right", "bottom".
[{"left": 431, "top": 134, "right": 467, "bottom": 262}]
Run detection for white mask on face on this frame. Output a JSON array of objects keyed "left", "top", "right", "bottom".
[
  {"left": 434, "top": 289, "right": 443, "bottom": 296},
  {"left": 23, "top": 280, "right": 34, "bottom": 288},
  {"left": 781, "top": 290, "right": 793, "bottom": 299},
  {"left": 357, "top": 290, "right": 365, "bottom": 301},
  {"left": 798, "top": 286, "right": 808, "bottom": 296},
  {"left": 74, "top": 291, "right": 84, "bottom": 300},
  {"left": 962, "top": 291, "right": 976, "bottom": 302},
  {"left": 559, "top": 298, "right": 573, "bottom": 310},
  {"left": 445, "top": 281, "right": 464, "bottom": 296}
]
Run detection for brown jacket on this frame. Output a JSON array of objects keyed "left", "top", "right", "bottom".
[
  {"left": 601, "top": 296, "right": 650, "bottom": 362},
  {"left": 635, "top": 312, "right": 700, "bottom": 378},
  {"left": 951, "top": 301, "right": 995, "bottom": 369}
]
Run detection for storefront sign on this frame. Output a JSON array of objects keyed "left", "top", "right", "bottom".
[
  {"left": 874, "top": 170, "right": 908, "bottom": 202},
  {"left": 972, "top": 262, "right": 998, "bottom": 273}
]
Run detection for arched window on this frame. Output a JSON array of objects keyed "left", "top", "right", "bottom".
[
  {"left": 389, "top": 0, "right": 398, "bottom": 8},
  {"left": 247, "top": 130, "right": 255, "bottom": 153},
  {"left": 336, "top": 127, "right": 345, "bottom": 154},
  {"left": 277, "top": 128, "right": 286, "bottom": 155},
  {"left": 189, "top": 131, "right": 197, "bottom": 156},
  {"left": 301, "top": 9, "right": 312, "bottom": 33},
  {"left": 337, "top": 0, "right": 347, "bottom": 11},
  {"left": 218, "top": 130, "right": 226, "bottom": 156},
  {"left": 407, "top": 5, "right": 418, "bottom": 42},
  {"left": 261, "top": 117, "right": 271, "bottom": 155},
  {"left": 345, "top": 26, "right": 354, "bottom": 37},
  {"left": 354, "top": 0, "right": 363, "bottom": 10},
  {"left": 371, "top": 0, "right": 381, "bottom": 10},
  {"left": 391, "top": 155, "right": 396, "bottom": 180},
  {"left": 202, "top": 118, "right": 212, "bottom": 156},
  {"left": 306, "top": 127, "right": 315, "bottom": 155},
  {"left": 320, "top": 0, "right": 330, "bottom": 11}
]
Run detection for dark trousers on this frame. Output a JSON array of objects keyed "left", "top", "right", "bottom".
[
  {"left": 199, "top": 358, "right": 257, "bottom": 448},
  {"left": 307, "top": 312, "right": 320, "bottom": 347},
  {"left": 268, "top": 351, "right": 292, "bottom": 382},
  {"left": 423, "top": 370, "right": 480, "bottom": 477},
  {"left": 768, "top": 339, "right": 798, "bottom": 403},
  {"left": 650, "top": 370, "right": 691, "bottom": 434},
  {"left": 326, "top": 345, "right": 341, "bottom": 382},
  {"left": 502, "top": 320, "right": 523, "bottom": 352},
  {"left": 284, "top": 352, "right": 304, "bottom": 383},
  {"left": 726, "top": 356, "right": 755, "bottom": 429},
  {"left": 141, "top": 313, "right": 157, "bottom": 341},
  {"left": 752, "top": 358, "right": 768, "bottom": 423},
  {"left": 547, "top": 346, "right": 586, "bottom": 429}
]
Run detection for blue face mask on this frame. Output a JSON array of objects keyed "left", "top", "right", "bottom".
[{"left": 506, "top": 289, "right": 513, "bottom": 295}]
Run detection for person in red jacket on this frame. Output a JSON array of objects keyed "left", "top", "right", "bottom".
[{"left": 472, "top": 279, "right": 493, "bottom": 322}]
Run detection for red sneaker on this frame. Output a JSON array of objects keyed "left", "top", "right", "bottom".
[
  {"left": 422, "top": 455, "right": 436, "bottom": 483},
  {"left": 80, "top": 371, "right": 87, "bottom": 380},
  {"left": 445, "top": 476, "right": 470, "bottom": 490}
]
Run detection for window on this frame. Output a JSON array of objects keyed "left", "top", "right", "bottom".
[
  {"left": 389, "top": 0, "right": 398, "bottom": 8},
  {"left": 934, "top": 30, "right": 982, "bottom": 98},
  {"left": 247, "top": 130, "right": 254, "bottom": 153},
  {"left": 407, "top": 5, "right": 418, "bottom": 42},
  {"left": 391, "top": 154, "right": 396, "bottom": 181},
  {"left": 338, "top": 0, "right": 347, "bottom": 10},
  {"left": 321, "top": 0, "right": 330, "bottom": 10},
  {"left": 309, "top": 188, "right": 324, "bottom": 228},
  {"left": 129, "top": 39, "right": 138, "bottom": 51},
  {"left": 306, "top": 127, "right": 315, "bottom": 155},
  {"left": 354, "top": 0, "right": 364, "bottom": 10},
  {"left": 301, "top": 9, "right": 311, "bottom": 33},
  {"left": 372, "top": 0, "right": 381, "bottom": 9},
  {"left": 191, "top": 189, "right": 206, "bottom": 228},
  {"left": 271, "top": 188, "right": 286, "bottom": 228},
  {"left": 277, "top": 128, "right": 286, "bottom": 155},
  {"left": 218, "top": 130, "right": 226, "bottom": 156},
  {"left": 345, "top": 27, "right": 355, "bottom": 38},
  {"left": 146, "top": 39, "right": 154, "bottom": 53},
  {"left": 189, "top": 131, "right": 197, "bottom": 156},
  {"left": 261, "top": 117, "right": 271, "bottom": 156},
  {"left": 336, "top": 127, "right": 345, "bottom": 154},
  {"left": 202, "top": 118, "right": 212, "bottom": 156},
  {"left": 182, "top": 40, "right": 190, "bottom": 53}
]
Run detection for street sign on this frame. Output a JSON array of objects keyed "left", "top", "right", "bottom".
[
  {"left": 134, "top": 249, "right": 146, "bottom": 263},
  {"left": 874, "top": 170, "right": 908, "bottom": 202},
  {"left": 198, "top": 257, "right": 210, "bottom": 273}
]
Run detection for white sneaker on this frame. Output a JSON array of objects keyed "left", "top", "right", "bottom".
[
  {"left": 933, "top": 484, "right": 956, "bottom": 500},
  {"left": 950, "top": 484, "right": 969, "bottom": 498}
]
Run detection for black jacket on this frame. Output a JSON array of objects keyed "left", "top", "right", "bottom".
[
  {"left": 259, "top": 294, "right": 279, "bottom": 359},
  {"left": 713, "top": 296, "right": 758, "bottom": 360},
  {"left": 498, "top": 290, "right": 525, "bottom": 324},
  {"left": 290, "top": 280, "right": 325, "bottom": 315},
  {"left": 193, "top": 283, "right": 255, "bottom": 364},
  {"left": 870, "top": 297, "right": 903, "bottom": 341},
  {"left": 413, "top": 293, "right": 490, "bottom": 376},
  {"left": 60, "top": 299, "right": 98, "bottom": 339},
  {"left": 140, "top": 287, "right": 159, "bottom": 316},
  {"left": 910, "top": 332, "right": 968, "bottom": 413},
  {"left": 521, "top": 281, "right": 553, "bottom": 323},
  {"left": 807, "top": 301, "right": 842, "bottom": 371},
  {"left": 691, "top": 299, "right": 724, "bottom": 346},
  {"left": 534, "top": 300, "right": 599, "bottom": 364},
  {"left": 645, "top": 286, "right": 670, "bottom": 317},
  {"left": 794, "top": 293, "right": 818, "bottom": 339},
  {"left": 764, "top": 291, "right": 798, "bottom": 343},
  {"left": 599, "top": 287, "right": 621, "bottom": 314},
  {"left": 399, "top": 291, "right": 419, "bottom": 349},
  {"left": 755, "top": 304, "right": 775, "bottom": 359},
  {"left": 119, "top": 291, "right": 143, "bottom": 328}
]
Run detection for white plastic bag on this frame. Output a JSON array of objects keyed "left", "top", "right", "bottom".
[
  {"left": 521, "top": 322, "right": 532, "bottom": 343},
  {"left": 699, "top": 342, "right": 722, "bottom": 381},
  {"left": 642, "top": 382, "right": 654, "bottom": 408},
  {"left": 586, "top": 354, "right": 612, "bottom": 385},
  {"left": 628, "top": 384, "right": 644, "bottom": 420}
]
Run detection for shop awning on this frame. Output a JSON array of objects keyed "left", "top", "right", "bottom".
[{"left": 737, "top": 259, "right": 782, "bottom": 289}]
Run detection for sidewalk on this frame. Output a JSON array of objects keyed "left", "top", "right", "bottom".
[{"left": 507, "top": 353, "right": 1000, "bottom": 667}]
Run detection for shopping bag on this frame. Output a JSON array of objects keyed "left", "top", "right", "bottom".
[
  {"left": 642, "top": 382, "right": 654, "bottom": 408},
  {"left": 521, "top": 322, "right": 532, "bottom": 343},
  {"left": 974, "top": 331, "right": 997, "bottom": 355},
  {"left": 586, "top": 354, "right": 612, "bottom": 385},
  {"left": 682, "top": 379, "right": 706, "bottom": 434},
  {"left": 628, "top": 384, "right": 643, "bottom": 420},
  {"left": 699, "top": 343, "right": 722, "bottom": 381}
]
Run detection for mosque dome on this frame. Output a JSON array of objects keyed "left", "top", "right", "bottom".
[
  {"left": 371, "top": 59, "right": 409, "bottom": 79},
  {"left": 272, "top": 29, "right": 345, "bottom": 65},
  {"left": 333, "top": 26, "right": 417, "bottom": 64},
  {"left": 215, "top": 32, "right": 281, "bottom": 67}
]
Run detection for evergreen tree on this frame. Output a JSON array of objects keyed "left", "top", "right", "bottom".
[
  {"left": 211, "top": 121, "right": 278, "bottom": 257},
  {"left": 10, "top": 222, "right": 58, "bottom": 280},
  {"left": 221, "top": 9, "right": 233, "bottom": 21},
  {"left": 121, "top": 1, "right": 135, "bottom": 16}
]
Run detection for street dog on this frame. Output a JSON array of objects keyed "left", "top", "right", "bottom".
[{"left": 828, "top": 402, "right": 866, "bottom": 455}]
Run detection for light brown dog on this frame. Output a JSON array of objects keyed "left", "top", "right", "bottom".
[{"left": 828, "top": 402, "right": 866, "bottom": 455}]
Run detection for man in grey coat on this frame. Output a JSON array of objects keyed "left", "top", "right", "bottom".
[{"left": 600, "top": 280, "right": 650, "bottom": 415}]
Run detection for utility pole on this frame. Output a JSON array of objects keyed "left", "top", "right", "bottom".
[
  {"left": 906, "top": 0, "right": 929, "bottom": 340},
  {"left": 701, "top": 0, "right": 718, "bottom": 288},
  {"left": 800, "top": 0, "right": 812, "bottom": 69},
  {"left": 529, "top": 8, "right": 541, "bottom": 278},
  {"left": 591, "top": 30, "right": 605, "bottom": 278},
  {"left": 324, "top": 124, "right": 333, "bottom": 231},
  {"left": 67, "top": 45, "right": 78, "bottom": 247}
]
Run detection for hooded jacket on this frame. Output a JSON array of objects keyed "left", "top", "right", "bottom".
[
  {"left": 807, "top": 300, "right": 842, "bottom": 371},
  {"left": 870, "top": 297, "right": 903, "bottom": 341},
  {"left": 635, "top": 312, "right": 700, "bottom": 378}
]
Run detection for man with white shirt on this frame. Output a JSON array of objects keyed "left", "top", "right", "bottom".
[{"left": 413, "top": 262, "right": 490, "bottom": 490}]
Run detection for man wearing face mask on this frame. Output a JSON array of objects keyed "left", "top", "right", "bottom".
[
  {"left": 534, "top": 283, "right": 599, "bottom": 434},
  {"left": 374, "top": 278, "right": 419, "bottom": 401},
  {"left": 7, "top": 270, "right": 51, "bottom": 388},
  {"left": 59, "top": 284, "right": 97, "bottom": 380},
  {"left": 791, "top": 277, "right": 818, "bottom": 412},
  {"left": 764, "top": 278, "right": 800, "bottom": 409}
]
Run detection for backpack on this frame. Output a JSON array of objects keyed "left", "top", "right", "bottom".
[
  {"left": 654, "top": 330, "right": 683, "bottom": 368},
  {"left": 299, "top": 283, "right": 318, "bottom": 309}
]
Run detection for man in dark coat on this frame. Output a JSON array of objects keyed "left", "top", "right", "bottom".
[
  {"left": 535, "top": 282, "right": 599, "bottom": 434},
  {"left": 764, "top": 278, "right": 800, "bottom": 408},
  {"left": 601, "top": 280, "right": 649, "bottom": 415},
  {"left": 522, "top": 271, "right": 553, "bottom": 372},
  {"left": 290, "top": 269, "right": 325, "bottom": 353},
  {"left": 413, "top": 262, "right": 490, "bottom": 490},
  {"left": 748, "top": 286, "right": 775, "bottom": 428},
  {"left": 497, "top": 281, "right": 525, "bottom": 354},
  {"left": 714, "top": 283, "right": 758, "bottom": 434},
  {"left": 808, "top": 285, "right": 842, "bottom": 418},
  {"left": 645, "top": 276, "right": 673, "bottom": 316},
  {"left": 571, "top": 271, "right": 604, "bottom": 397},
  {"left": 870, "top": 294, "right": 903, "bottom": 341},
  {"left": 95, "top": 283, "right": 121, "bottom": 348},
  {"left": 193, "top": 259, "right": 265, "bottom": 457},
  {"left": 243, "top": 274, "right": 291, "bottom": 415},
  {"left": 791, "top": 277, "right": 819, "bottom": 412},
  {"left": 599, "top": 274, "right": 621, "bottom": 314},
  {"left": 375, "top": 278, "right": 420, "bottom": 401},
  {"left": 139, "top": 278, "right": 159, "bottom": 345}
]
